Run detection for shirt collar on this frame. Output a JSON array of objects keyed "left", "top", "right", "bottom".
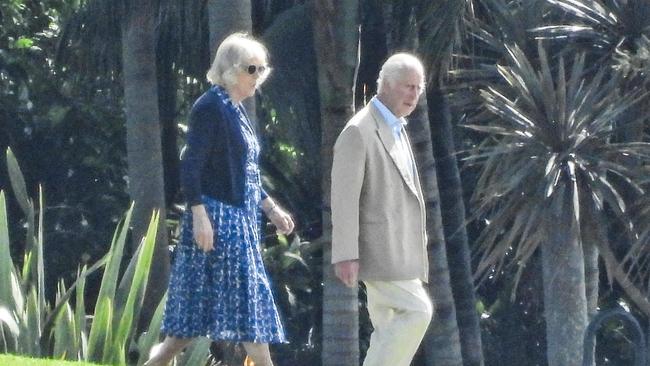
[{"left": 371, "top": 97, "right": 407, "bottom": 135}]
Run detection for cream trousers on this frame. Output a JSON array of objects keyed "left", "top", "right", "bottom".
[{"left": 362, "top": 279, "right": 433, "bottom": 366}]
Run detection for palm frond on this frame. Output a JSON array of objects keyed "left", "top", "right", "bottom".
[
  {"left": 467, "top": 42, "right": 650, "bottom": 284},
  {"left": 532, "top": 0, "right": 650, "bottom": 65},
  {"left": 417, "top": 0, "right": 469, "bottom": 81}
]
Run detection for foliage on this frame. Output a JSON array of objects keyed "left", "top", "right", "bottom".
[
  {"left": 0, "top": 149, "right": 167, "bottom": 365},
  {"left": 259, "top": 4, "right": 322, "bottom": 240},
  {"left": 0, "top": 0, "right": 130, "bottom": 305},
  {"left": 261, "top": 232, "right": 322, "bottom": 365}
]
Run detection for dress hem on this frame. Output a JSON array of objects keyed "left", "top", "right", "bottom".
[{"left": 160, "top": 330, "right": 288, "bottom": 344}]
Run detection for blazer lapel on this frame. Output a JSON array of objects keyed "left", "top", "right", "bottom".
[{"left": 370, "top": 105, "right": 419, "bottom": 197}]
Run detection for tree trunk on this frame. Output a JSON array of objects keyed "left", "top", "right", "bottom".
[
  {"left": 428, "top": 88, "right": 484, "bottom": 366},
  {"left": 157, "top": 34, "right": 180, "bottom": 206},
  {"left": 582, "top": 235, "right": 599, "bottom": 318},
  {"left": 121, "top": 0, "right": 169, "bottom": 326},
  {"left": 207, "top": 0, "right": 256, "bottom": 122},
  {"left": 541, "top": 196, "right": 587, "bottom": 366},
  {"left": 580, "top": 196, "right": 603, "bottom": 366},
  {"left": 312, "top": 1, "right": 360, "bottom": 365},
  {"left": 408, "top": 96, "right": 464, "bottom": 366}
]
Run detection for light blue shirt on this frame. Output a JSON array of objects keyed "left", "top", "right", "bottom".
[
  {"left": 371, "top": 97, "right": 415, "bottom": 179},
  {"left": 371, "top": 97, "right": 407, "bottom": 141}
]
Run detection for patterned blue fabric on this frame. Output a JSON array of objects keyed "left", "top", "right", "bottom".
[{"left": 161, "top": 89, "right": 286, "bottom": 344}]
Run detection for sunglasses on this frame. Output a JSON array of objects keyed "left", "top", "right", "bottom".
[{"left": 242, "top": 64, "right": 269, "bottom": 75}]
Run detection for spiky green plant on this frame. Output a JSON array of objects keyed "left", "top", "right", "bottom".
[{"left": 0, "top": 147, "right": 166, "bottom": 365}]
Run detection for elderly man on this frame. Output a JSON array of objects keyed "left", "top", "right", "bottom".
[{"left": 331, "top": 53, "right": 433, "bottom": 366}]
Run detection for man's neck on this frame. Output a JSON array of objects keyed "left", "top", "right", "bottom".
[{"left": 375, "top": 95, "right": 399, "bottom": 118}]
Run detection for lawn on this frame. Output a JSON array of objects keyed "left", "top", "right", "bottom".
[{"left": 0, "top": 354, "right": 104, "bottom": 365}]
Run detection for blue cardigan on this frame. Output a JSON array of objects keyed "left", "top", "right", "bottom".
[{"left": 181, "top": 86, "right": 267, "bottom": 207}]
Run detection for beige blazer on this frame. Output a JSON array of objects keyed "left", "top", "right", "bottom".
[{"left": 331, "top": 102, "right": 428, "bottom": 282}]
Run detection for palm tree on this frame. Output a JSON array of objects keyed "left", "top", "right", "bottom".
[
  {"left": 312, "top": 1, "right": 360, "bottom": 365},
  {"left": 533, "top": 1, "right": 650, "bottom": 316},
  {"left": 407, "top": 96, "right": 464, "bottom": 366},
  {"left": 416, "top": 1, "right": 486, "bottom": 365},
  {"left": 464, "top": 42, "right": 650, "bottom": 365}
]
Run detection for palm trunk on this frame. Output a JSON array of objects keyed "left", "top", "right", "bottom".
[
  {"left": 582, "top": 238, "right": 599, "bottom": 317},
  {"left": 580, "top": 196, "right": 603, "bottom": 366},
  {"left": 312, "top": 1, "right": 360, "bottom": 365},
  {"left": 427, "top": 88, "right": 484, "bottom": 366},
  {"left": 408, "top": 96, "right": 464, "bottom": 366},
  {"left": 207, "top": 0, "right": 256, "bottom": 122},
  {"left": 121, "top": 0, "right": 170, "bottom": 326},
  {"left": 541, "top": 196, "right": 587, "bottom": 366}
]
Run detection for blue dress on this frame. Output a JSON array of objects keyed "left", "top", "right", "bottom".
[{"left": 161, "top": 88, "right": 286, "bottom": 344}]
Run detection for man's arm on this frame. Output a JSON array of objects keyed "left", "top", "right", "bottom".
[{"left": 331, "top": 125, "right": 366, "bottom": 285}]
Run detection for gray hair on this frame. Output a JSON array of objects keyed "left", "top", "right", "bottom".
[
  {"left": 206, "top": 33, "right": 270, "bottom": 87},
  {"left": 376, "top": 53, "right": 425, "bottom": 94}
]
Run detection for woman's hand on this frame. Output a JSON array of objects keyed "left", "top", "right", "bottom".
[
  {"left": 262, "top": 198, "right": 295, "bottom": 235},
  {"left": 191, "top": 204, "right": 214, "bottom": 252}
]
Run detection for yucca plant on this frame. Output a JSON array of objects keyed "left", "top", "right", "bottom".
[
  {"left": 464, "top": 42, "right": 650, "bottom": 366},
  {"left": 533, "top": 0, "right": 650, "bottom": 61},
  {"left": 0, "top": 147, "right": 167, "bottom": 365}
]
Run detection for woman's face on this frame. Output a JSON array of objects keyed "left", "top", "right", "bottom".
[{"left": 230, "top": 56, "right": 267, "bottom": 102}]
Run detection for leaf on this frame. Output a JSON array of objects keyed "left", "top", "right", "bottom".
[
  {"left": 13, "top": 37, "right": 34, "bottom": 49},
  {"left": 51, "top": 284, "right": 77, "bottom": 360},
  {"left": 75, "top": 266, "right": 87, "bottom": 360},
  {"left": 0, "top": 192, "right": 19, "bottom": 311},
  {"left": 87, "top": 203, "right": 134, "bottom": 361},
  {"left": 283, "top": 251, "right": 308, "bottom": 269},
  {"left": 136, "top": 292, "right": 167, "bottom": 366},
  {"left": 177, "top": 337, "right": 210, "bottom": 366},
  {"left": 0, "top": 307, "right": 19, "bottom": 340},
  {"left": 111, "top": 211, "right": 159, "bottom": 365},
  {"left": 23, "top": 287, "right": 41, "bottom": 356},
  {"left": 35, "top": 186, "right": 45, "bottom": 337},
  {"left": 87, "top": 297, "right": 113, "bottom": 363},
  {"left": 5, "top": 148, "right": 32, "bottom": 220}
]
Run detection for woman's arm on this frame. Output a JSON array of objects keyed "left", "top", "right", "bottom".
[
  {"left": 182, "top": 101, "right": 218, "bottom": 251},
  {"left": 191, "top": 204, "right": 214, "bottom": 252},
  {"left": 261, "top": 197, "right": 295, "bottom": 235}
]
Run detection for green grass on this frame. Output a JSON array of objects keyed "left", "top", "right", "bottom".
[{"left": 0, "top": 354, "right": 104, "bottom": 365}]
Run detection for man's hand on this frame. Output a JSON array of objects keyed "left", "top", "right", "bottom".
[
  {"left": 334, "top": 260, "right": 359, "bottom": 288},
  {"left": 191, "top": 204, "right": 214, "bottom": 252}
]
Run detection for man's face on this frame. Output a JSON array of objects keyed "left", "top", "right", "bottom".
[{"left": 380, "top": 69, "right": 424, "bottom": 118}]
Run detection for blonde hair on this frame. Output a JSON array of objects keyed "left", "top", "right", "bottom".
[
  {"left": 377, "top": 53, "right": 425, "bottom": 94},
  {"left": 206, "top": 33, "right": 270, "bottom": 87}
]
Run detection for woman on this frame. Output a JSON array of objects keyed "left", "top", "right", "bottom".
[{"left": 145, "top": 33, "right": 294, "bottom": 366}]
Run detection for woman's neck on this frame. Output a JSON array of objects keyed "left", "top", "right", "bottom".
[{"left": 224, "top": 85, "right": 244, "bottom": 104}]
